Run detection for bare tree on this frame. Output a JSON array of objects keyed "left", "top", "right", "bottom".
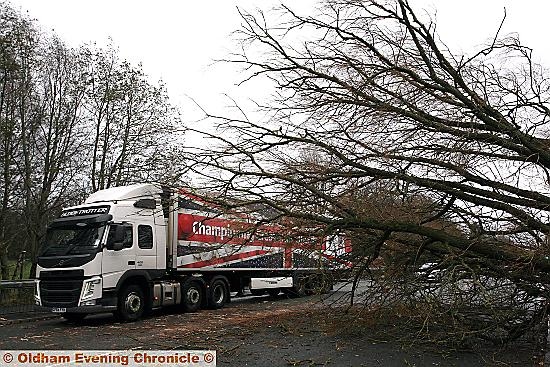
[
  {"left": 84, "top": 45, "right": 184, "bottom": 191},
  {"left": 0, "top": 4, "right": 37, "bottom": 279},
  {"left": 185, "top": 0, "right": 550, "bottom": 342},
  {"left": 21, "top": 35, "right": 93, "bottom": 276},
  {"left": 0, "top": 2, "right": 185, "bottom": 279}
]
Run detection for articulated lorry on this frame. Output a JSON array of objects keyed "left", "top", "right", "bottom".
[{"left": 34, "top": 184, "right": 350, "bottom": 321}]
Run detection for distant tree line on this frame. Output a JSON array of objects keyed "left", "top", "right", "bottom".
[{"left": 0, "top": 2, "right": 184, "bottom": 279}]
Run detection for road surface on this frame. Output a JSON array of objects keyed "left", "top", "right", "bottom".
[{"left": 0, "top": 289, "right": 534, "bottom": 366}]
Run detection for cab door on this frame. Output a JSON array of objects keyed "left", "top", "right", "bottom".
[
  {"left": 102, "top": 223, "right": 136, "bottom": 289},
  {"left": 135, "top": 223, "right": 156, "bottom": 270}
]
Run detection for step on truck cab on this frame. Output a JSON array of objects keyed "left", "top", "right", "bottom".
[{"left": 34, "top": 184, "right": 351, "bottom": 322}]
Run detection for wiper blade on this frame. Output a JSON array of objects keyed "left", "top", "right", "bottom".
[
  {"left": 40, "top": 246, "right": 65, "bottom": 256},
  {"left": 64, "top": 241, "right": 80, "bottom": 255}
]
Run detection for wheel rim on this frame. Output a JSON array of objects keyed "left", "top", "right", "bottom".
[
  {"left": 212, "top": 284, "right": 225, "bottom": 304},
  {"left": 125, "top": 292, "right": 141, "bottom": 314},
  {"left": 187, "top": 288, "right": 200, "bottom": 304}
]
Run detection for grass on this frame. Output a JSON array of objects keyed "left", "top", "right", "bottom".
[
  {"left": 0, "top": 260, "right": 33, "bottom": 280},
  {"left": 0, "top": 260, "right": 34, "bottom": 306},
  {"left": 0, "top": 285, "right": 34, "bottom": 306}
]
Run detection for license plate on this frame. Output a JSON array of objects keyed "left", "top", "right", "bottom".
[{"left": 52, "top": 308, "right": 66, "bottom": 313}]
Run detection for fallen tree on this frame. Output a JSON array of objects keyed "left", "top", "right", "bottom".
[{"left": 185, "top": 0, "right": 550, "bottom": 344}]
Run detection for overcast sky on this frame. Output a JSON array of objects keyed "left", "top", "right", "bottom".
[{"left": 8, "top": 0, "right": 550, "bottom": 125}]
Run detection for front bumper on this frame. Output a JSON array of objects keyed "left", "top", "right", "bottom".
[
  {"left": 36, "top": 275, "right": 105, "bottom": 308},
  {"left": 35, "top": 304, "right": 117, "bottom": 314},
  {"left": 35, "top": 274, "right": 119, "bottom": 315}
]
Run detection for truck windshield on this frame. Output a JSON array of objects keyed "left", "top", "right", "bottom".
[{"left": 41, "top": 224, "right": 105, "bottom": 256}]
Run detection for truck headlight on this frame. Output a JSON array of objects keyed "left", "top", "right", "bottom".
[
  {"left": 34, "top": 279, "right": 41, "bottom": 306},
  {"left": 81, "top": 277, "right": 101, "bottom": 301}
]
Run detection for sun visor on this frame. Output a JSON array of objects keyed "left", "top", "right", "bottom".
[{"left": 51, "top": 213, "right": 113, "bottom": 227}]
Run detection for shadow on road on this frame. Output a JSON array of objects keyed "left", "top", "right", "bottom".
[{"left": 54, "top": 293, "right": 301, "bottom": 327}]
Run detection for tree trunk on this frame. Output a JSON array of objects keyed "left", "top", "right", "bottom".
[
  {"left": 0, "top": 247, "right": 9, "bottom": 280},
  {"left": 29, "top": 261, "right": 36, "bottom": 279}
]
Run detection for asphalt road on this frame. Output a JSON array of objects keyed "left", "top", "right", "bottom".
[{"left": 0, "top": 289, "right": 536, "bottom": 366}]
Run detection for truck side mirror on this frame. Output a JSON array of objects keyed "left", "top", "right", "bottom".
[
  {"left": 106, "top": 225, "right": 125, "bottom": 251},
  {"left": 112, "top": 241, "right": 124, "bottom": 251}
]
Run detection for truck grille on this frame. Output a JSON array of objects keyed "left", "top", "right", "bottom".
[{"left": 40, "top": 279, "right": 82, "bottom": 307}]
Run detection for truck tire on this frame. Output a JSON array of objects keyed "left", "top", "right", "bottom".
[
  {"left": 283, "top": 277, "right": 307, "bottom": 298},
  {"left": 63, "top": 313, "right": 87, "bottom": 323},
  {"left": 207, "top": 277, "right": 229, "bottom": 309},
  {"left": 182, "top": 279, "right": 203, "bottom": 313},
  {"left": 316, "top": 274, "right": 334, "bottom": 294},
  {"left": 116, "top": 284, "right": 145, "bottom": 322}
]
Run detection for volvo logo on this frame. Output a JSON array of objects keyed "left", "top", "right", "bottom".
[{"left": 55, "top": 259, "right": 68, "bottom": 267}]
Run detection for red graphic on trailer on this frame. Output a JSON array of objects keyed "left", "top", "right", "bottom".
[
  {"left": 179, "top": 213, "right": 296, "bottom": 248},
  {"left": 180, "top": 250, "right": 272, "bottom": 268},
  {"left": 177, "top": 212, "right": 352, "bottom": 269}
]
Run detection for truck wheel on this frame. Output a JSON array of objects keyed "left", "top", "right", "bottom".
[
  {"left": 182, "top": 280, "right": 203, "bottom": 313},
  {"left": 207, "top": 278, "right": 229, "bottom": 309},
  {"left": 116, "top": 284, "right": 145, "bottom": 322},
  {"left": 283, "top": 277, "right": 307, "bottom": 298},
  {"left": 63, "top": 313, "right": 86, "bottom": 323},
  {"left": 317, "top": 275, "right": 334, "bottom": 294}
]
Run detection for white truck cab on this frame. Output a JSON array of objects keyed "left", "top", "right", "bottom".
[{"left": 35, "top": 184, "right": 168, "bottom": 321}]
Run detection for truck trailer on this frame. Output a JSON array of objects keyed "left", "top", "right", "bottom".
[{"left": 34, "top": 184, "right": 350, "bottom": 321}]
